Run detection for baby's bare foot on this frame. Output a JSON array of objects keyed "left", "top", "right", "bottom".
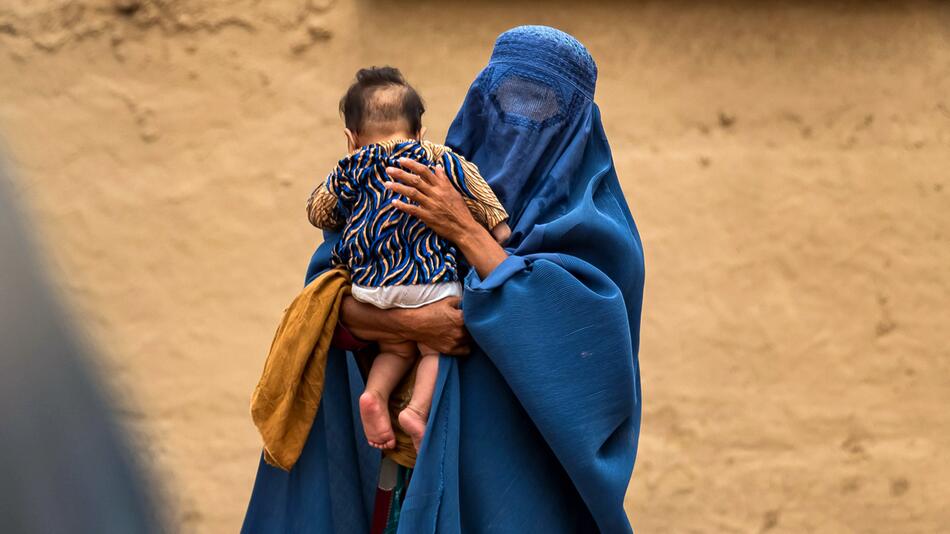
[
  {"left": 359, "top": 390, "right": 395, "bottom": 449},
  {"left": 398, "top": 405, "right": 428, "bottom": 451}
]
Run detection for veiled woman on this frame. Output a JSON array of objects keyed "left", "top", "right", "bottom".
[{"left": 243, "top": 25, "right": 645, "bottom": 533}]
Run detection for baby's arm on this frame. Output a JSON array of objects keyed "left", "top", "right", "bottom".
[
  {"left": 306, "top": 166, "right": 347, "bottom": 230},
  {"left": 306, "top": 183, "right": 343, "bottom": 230}
]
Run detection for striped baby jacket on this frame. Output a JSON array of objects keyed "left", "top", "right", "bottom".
[{"left": 307, "top": 139, "right": 508, "bottom": 288}]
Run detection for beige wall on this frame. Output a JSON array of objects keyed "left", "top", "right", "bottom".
[{"left": 2, "top": 1, "right": 948, "bottom": 532}]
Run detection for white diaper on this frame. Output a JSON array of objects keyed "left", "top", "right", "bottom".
[{"left": 351, "top": 282, "right": 462, "bottom": 310}]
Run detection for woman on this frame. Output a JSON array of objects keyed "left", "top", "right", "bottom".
[{"left": 243, "top": 26, "right": 644, "bottom": 533}]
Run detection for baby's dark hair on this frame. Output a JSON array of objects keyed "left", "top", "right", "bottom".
[{"left": 340, "top": 66, "right": 425, "bottom": 135}]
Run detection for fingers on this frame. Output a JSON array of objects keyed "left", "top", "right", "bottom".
[
  {"left": 432, "top": 164, "right": 449, "bottom": 184},
  {"left": 449, "top": 329, "right": 472, "bottom": 355},
  {"left": 397, "top": 158, "right": 437, "bottom": 185},
  {"left": 447, "top": 344, "right": 471, "bottom": 356},
  {"left": 386, "top": 166, "right": 431, "bottom": 191},
  {"left": 385, "top": 182, "right": 428, "bottom": 205},
  {"left": 390, "top": 199, "right": 424, "bottom": 219},
  {"left": 441, "top": 336, "right": 471, "bottom": 356}
]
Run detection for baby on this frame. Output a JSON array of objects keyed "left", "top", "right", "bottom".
[{"left": 307, "top": 66, "right": 509, "bottom": 450}]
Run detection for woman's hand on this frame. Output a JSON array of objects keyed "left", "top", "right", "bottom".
[
  {"left": 386, "top": 158, "right": 509, "bottom": 279},
  {"left": 385, "top": 158, "right": 479, "bottom": 243},
  {"left": 339, "top": 295, "right": 471, "bottom": 355},
  {"left": 397, "top": 296, "right": 471, "bottom": 355}
]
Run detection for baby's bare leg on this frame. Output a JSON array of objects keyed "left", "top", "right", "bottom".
[
  {"left": 398, "top": 344, "right": 440, "bottom": 451},
  {"left": 360, "top": 340, "right": 416, "bottom": 450}
]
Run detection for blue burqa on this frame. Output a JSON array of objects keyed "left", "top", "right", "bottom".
[{"left": 242, "top": 26, "right": 644, "bottom": 533}]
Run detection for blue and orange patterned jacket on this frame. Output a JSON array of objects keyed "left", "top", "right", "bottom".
[{"left": 307, "top": 139, "right": 507, "bottom": 288}]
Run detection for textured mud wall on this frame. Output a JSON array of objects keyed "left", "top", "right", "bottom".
[{"left": 1, "top": 1, "right": 948, "bottom": 532}]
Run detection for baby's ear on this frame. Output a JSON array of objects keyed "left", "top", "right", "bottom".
[{"left": 343, "top": 128, "right": 358, "bottom": 152}]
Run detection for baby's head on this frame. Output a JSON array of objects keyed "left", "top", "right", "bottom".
[{"left": 340, "top": 66, "right": 425, "bottom": 150}]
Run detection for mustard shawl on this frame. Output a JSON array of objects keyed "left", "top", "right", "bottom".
[{"left": 250, "top": 268, "right": 417, "bottom": 470}]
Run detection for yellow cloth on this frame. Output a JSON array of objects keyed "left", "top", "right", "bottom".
[{"left": 250, "top": 267, "right": 417, "bottom": 471}]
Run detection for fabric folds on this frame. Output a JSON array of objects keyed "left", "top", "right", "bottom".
[{"left": 250, "top": 268, "right": 351, "bottom": 471}]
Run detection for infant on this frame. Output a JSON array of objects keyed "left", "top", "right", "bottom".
[{"left": 307, "top": 66, "right": 509, "bottom": 450}]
